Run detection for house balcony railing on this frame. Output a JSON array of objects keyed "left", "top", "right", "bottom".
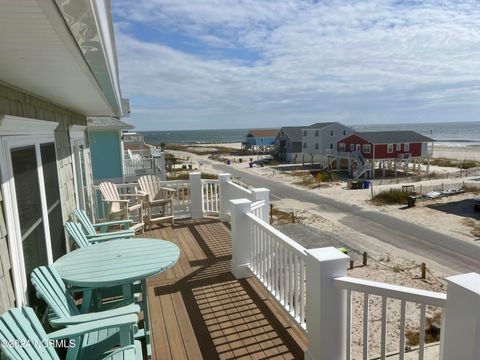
[
  {"left": 90, "top": 172, "right": 480, "bottom": 360},
  {"left": 123, "top": 149, "right": 165, "bottom": 181}
]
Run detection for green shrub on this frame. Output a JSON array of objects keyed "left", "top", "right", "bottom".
[
  {"left": 314, "top": 171, "right": 337, "bottom": 183},
  {"left": 427, "top": 157, "right": 480, "bottom": 169},
  {"left": 372, "top": 189, "right": 410, "bottom": 205}
]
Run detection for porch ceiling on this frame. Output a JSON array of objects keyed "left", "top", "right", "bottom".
[{"left": 0, "top": 0, "right": 121, "bottom": 116}]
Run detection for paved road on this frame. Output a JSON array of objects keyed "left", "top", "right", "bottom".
[{"left": 212, "top": 162, "right": 480, "bottom": 273}]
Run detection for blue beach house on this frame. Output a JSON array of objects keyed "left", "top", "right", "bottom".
[
  {"left": 87, "top": 117, "right": 134, "bottom": 184},
  {"left": 242, "top": 129, "right": 279, "bottom": 152}
]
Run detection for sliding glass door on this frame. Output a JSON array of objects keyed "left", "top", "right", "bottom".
[{"left": 1, "top": 135, "right": 63, "bottom": 307}]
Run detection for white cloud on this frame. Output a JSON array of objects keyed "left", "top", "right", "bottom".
[{"left": 113, "top": 0, "right": 480, "bottom": 130}]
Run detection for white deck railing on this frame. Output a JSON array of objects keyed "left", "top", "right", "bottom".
[
  {"left": 247, "top": 212, "right": 307, "bottom": 330},
  {"left": 201, "top": 179, "right": 219, "bottom": 214},
  {"left": 334, "top": 276, "right": 446, "bottom": 360},
  {"left": 229, "top": 198, "right": 480, "bottom": 360},
  {"left": 123, "top": 151, "right": 165, "bottom": 181}
]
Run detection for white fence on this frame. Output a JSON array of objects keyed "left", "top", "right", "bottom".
[
  {"left": 230, "top": 198, "right": 480, "bottom": 360},
  {"left": 247, "top": 211, "right": 307, "bottom": 330},
  {"left": 202, "top": 179, "right": 219, "bottom": 214},
  {"left": 123, "top": 152, "right": 165, "bottom": 181},
  {"left": 334, "top": 276, "right": 446, "bottom": 360},
  {"left": 371, "top": 181, "right": 480, "bottom": 197}
]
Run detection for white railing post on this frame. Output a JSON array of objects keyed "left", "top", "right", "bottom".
[
  {"left": 305, "top": 247, "right": 349, "bottom": 360},
  {"left": 218, "top": 173, "right": 231, "bottom": 221},
  {"left": 230, "top": 198, "right": 253, "bottom": 279},
  {"left": 250, "top": 187, "right": 270, "bottom": 223},
  {"left": 441, "top": 272, "right": 480, "bottom": 360},
  {"left": 189, "top": 172, "right": 203, "bottom": 219}
]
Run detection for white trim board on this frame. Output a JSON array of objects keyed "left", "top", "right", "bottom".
[{"left": 0, "top": 115, "right": 58, "bottom": 135}]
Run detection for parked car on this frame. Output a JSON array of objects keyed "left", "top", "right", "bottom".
[{"left": 474, "top": 198, "right": 480, "bottom": 212}]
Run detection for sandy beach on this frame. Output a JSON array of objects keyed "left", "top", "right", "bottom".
[{"left": 433, "top": 144, "right": 480, "bottom": 161}]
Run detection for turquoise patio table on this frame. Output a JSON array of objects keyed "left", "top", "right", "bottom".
[{"left": 54, "top": 238, "right": 180, "bottom": 358}]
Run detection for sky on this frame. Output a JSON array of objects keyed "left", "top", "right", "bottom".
[{"left": 112, "top": 0, "right": 480, "bottom": 131}]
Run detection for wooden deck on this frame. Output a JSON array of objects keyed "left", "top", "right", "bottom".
[{"left": 140, "top": 218, "right": 306, "bottom": 360}]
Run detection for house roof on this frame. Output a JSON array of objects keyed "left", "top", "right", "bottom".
[
  {"left": 354, "top": 131, "right": 434, "bottom": 144},
  {"left": 87, "top": 117, "right": 134, "bottom": 130},
  {"left": 306, "top": 122, "right": 337, "bottom": 129},
  {"left": 277, "top": 127, "right": 305, "bottom": 142},
  {"left": 247, "top": 129, "right": 279, "bottom": 138}
]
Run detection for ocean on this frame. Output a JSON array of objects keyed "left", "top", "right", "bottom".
[{"left": 141, "top": 121, "right": 480, "bottom": 147}]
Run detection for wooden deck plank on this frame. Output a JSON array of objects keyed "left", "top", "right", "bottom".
[{"left": 140, "top": 218, "right": 306, "bottom": 360}]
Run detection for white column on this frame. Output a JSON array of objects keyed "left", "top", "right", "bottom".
[
  {"left": 305, "top": 247, "right": 349, "bottom": 360},
  {"left": 441, "top": 272, "right": 480, "bottom": 360},
  {"left": 230, "top": 198, "right": 253, "bottom": 279},
  {"left": 218, "top": 173, "right": 231, "bottom": 221},
  {"left": 189, "top": 172, "right": 203, "bottom": 219},
  {"left": 250, "top": 187, "right": 270, "bottom": 223}
]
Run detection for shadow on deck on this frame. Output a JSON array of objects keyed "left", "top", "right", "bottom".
[{"left": 141, "top": 218, "right": 306, "bottom": 360}]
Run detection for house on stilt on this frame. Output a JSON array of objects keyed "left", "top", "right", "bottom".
[{"left": 335, "top": 131, "right": 434, "bottom": 179}]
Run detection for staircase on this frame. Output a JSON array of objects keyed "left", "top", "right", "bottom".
[{"left": 352, "top": 151, "right": 367, "bottom": 179}]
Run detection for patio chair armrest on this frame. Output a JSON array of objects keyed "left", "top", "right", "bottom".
[
  {"left": 137, "top": 191, "right": 148, "bottom": 196},
  {"left": 161, "top": 187, "right": 177, "bottom": 193},
  {"left": 102, "top": 199, "right": 130, "bottom": 204},
  {"left": 119, "top": 193, "right": 144, "bottom": 198},
  {"left": 50, "top": 304, "right": 140, "bottom": 326},
  {"left": 92, "top": 219, "right": 133, "bottom": 228},
  {"left": 48, "top": 314, "right": 138, "bottom": 340},
  {"left": 86, "top": 231, "right": 135, "bottom": 241}
]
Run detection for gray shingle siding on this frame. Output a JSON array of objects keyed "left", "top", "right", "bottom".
[{"left": 0, "top": 82, "right": 86, "bottom": 311}]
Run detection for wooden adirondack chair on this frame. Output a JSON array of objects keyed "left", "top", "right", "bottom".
[
  {"left": 73, "top": 209, "right": 135, "bottom": 239},
  {"left": 0, "top": 307, "right": 142, "bottom": 360},
  {"left": 30, "top": 266, "right": 141, "bottom": 359},
  {"left": 98, "top": 181, "right": 144, "bottom": 233},
  {"left": 138, "top": 175, "right": 176, "bottom": 229}
]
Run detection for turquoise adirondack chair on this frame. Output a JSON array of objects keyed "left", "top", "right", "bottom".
[
  {"left": 73, "top": 209, "right": 135, "bottom": 240},
  {"left": 30, "top": 266, "right": 140, "bottom": 359},
  {"left": 0, "top": 307, "right": 142, "bottom": 360},
  {"left": 65, "top": 222, "right": 129, "bottom": 249}
]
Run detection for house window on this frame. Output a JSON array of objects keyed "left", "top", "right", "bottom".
[
  {"left": 343, "top": 129, "right": 347, "bottom": 136},
  {"left": 363, "top": 144, "right": 371, "bottom": 153},
  {"left": 339, "top": 143, "right": 346, "bottom": 151},
  {"left": 387, "top": 144, "right": 393, "bottom": 153},
  {"left": 396, "top": 143, "right": 401, "bottom": 151},
  {"left": 330, "top": 130, "right": 334, "bottom": 136},
  {"left": 350, "top": 144, "right": 355, "bottom": 151},
  {"left": 303, "top": 142, "right": 307, "bottom": 149},
  {"left": 315, "top": 130, "right": 319, "bottom": 137},
  {"left": 303, "top": 130, "right": 307, "bottom": 136},
  {"left": 404, "top": 143, "right": 410, "bottom": 152},
  {"left": 356, "top": 144, "right": 361, "bottom": 151},
  {"left": 330, "top": 143, "right": 334, "bottom": 149},
  {"left": 315, "top": 143, "right": 319, "bottom": 150}
]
